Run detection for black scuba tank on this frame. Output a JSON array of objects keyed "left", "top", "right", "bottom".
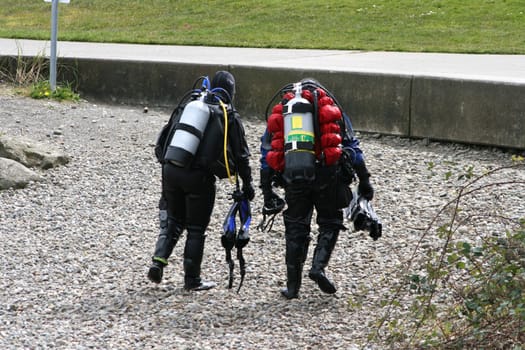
[{"left": 283, "top": 83, "right": 316, "bottom": 183}]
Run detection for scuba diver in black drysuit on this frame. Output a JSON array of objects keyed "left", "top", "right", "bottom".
[
  {"left": 148, "top": 71, "right": 254, "bottom": 291},
  {"left": 261, "top": 78, "right": 375, "bottom": 299}
]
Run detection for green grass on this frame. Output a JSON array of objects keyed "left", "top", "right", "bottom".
[
  {"left": 0, "top": 0, "right": 524, "bottom": 53},
  {"left": 30, "top": 80, "right": 79, "bottom": 101}
]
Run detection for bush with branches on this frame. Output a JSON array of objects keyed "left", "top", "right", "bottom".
[{"left": 370, "top": 156, "right": 525, "bottom": 349}]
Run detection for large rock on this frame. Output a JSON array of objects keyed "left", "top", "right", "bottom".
[
  {"left": 0, "top": 134, "right": 70, "bottom": 169},
  {"left": 0, "top": 157, "right": 42, "bottom": 189}
]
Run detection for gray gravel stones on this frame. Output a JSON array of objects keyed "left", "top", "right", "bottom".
[{"left": 1, "top": 87, "right": 523, "bottom": 349}]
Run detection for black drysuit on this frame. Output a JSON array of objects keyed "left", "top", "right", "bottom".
[
  {"left": 152, "top": 102, "right": 252, "bottom": 288},
  {"left": 261, "top": 81, "right": 373, "bottom": 299}
]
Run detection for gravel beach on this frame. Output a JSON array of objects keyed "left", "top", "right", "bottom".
[{"left": 1, "top": 86, "right": 523, "bottom": 349}]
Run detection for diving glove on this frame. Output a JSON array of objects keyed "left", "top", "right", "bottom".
[
  {"left": 354, "top": 161, "right": 374, "bottom": 200},
  {"left": 242, "top": 182, "right": 255, "bottom": 201}
]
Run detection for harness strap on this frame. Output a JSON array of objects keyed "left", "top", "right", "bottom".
[
  {"left": 174, "top": 122, "right": 204, "bottom": 140},
  {"left": 236, "top": 248, "right": 246, "bottom": 293},
  {"left": 285, "top": 141, "right": 315, "bottom": 152},
  {"left": 225, "top": 249, "right": 234, "bottom": 289}
]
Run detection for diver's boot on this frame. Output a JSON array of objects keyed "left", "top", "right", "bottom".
[
  {"left": 183, "top": 228, "right": 216, "bottom": 291},
  {"left": 148, "top": 201, "right": 184, "bottom": 284},
  {"left": 308, "top": 230, "right": 339, "bottom": 294},
  {"left": 148, "top": 259, "right": 166, "bottom": 284},
  {"left": 280, "top": 238, "right": 309, "bottom": 299},
  {"left": 308, "top": 268, "right": 336, "bottom": 294},
  {"left": 280, "top": 262, "right": 303, "bottom": 299}
]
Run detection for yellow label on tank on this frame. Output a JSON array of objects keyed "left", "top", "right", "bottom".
[{"left": 292, "top": 116, "right": 302, "bottom": 129}]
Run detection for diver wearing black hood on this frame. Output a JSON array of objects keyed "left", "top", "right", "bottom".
[
  {"left": 148, "top": 71, "right": 254, "bottom": 291},
  {"left": 261, "top": 78, "right": 375, "bottom": 299}
]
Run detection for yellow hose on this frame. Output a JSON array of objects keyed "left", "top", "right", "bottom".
[{"left": 219, "top": 100, "right": 235, "bottom": 184}]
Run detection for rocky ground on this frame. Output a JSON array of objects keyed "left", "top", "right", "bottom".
[{"left": 1, "top": 86, "right": 524, "bottom": 349}]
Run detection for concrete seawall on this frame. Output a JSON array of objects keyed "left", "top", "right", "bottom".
[{"left": 1, "top": 39, "right": 524, "bottom": 149}]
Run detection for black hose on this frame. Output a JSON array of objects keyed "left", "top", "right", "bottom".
[{"left": 263, "top": 83, "right": 294, "bottom": 121}]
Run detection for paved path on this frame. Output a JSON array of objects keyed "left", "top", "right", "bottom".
[{"left": 2, "top": 38, "right": 525, "bottom": 83}]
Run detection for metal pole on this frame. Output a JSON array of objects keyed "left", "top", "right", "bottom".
[{"left": 50, "top": 0, "right": 59, "bottom": 91}]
